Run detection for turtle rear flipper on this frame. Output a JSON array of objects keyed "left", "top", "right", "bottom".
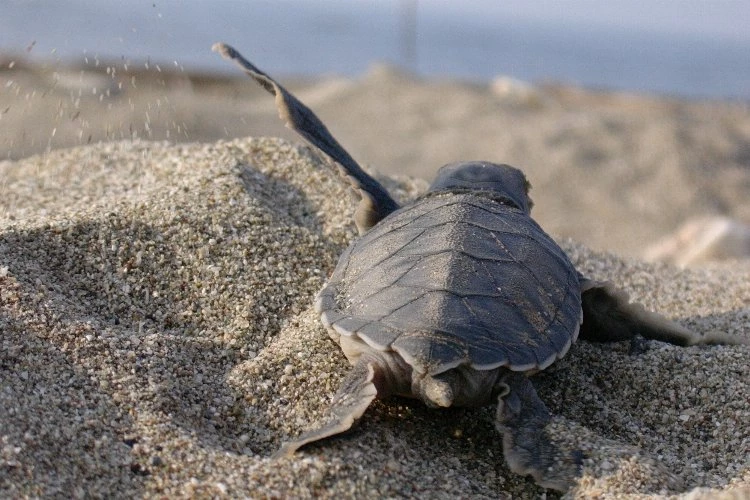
[
  {"left": 272, "top": 356, "right": 380, "bottom": 459},
  {"left": 213, "top": 43, "right": 399, "bottom": 233},
  {"left": 579, "top": 279, "right": 749, "bottom": 346},
  {"left": 495, "top": 372, "right": 582, "bottom": 491}
]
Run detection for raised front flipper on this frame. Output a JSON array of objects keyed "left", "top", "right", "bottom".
[
  {"left": 579, "top": 278, "right": 749, "bottom": 346},
  {"left": 213, "top": 42, "right": 399, "bottom": 233},
  {"left": 272, "top": 356, "right": 379, "bottom": 458}
]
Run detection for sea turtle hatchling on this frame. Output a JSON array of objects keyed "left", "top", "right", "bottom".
[{"left": 213, "top": 43, "right": 749, "bottom": 491}]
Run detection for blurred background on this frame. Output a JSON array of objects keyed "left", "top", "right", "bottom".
[
  {"left": 2, "top": 0, "right": 750, "bottom": 262},
  {"left": 3, "top": 0, "right": 749, "bottom": 98}
]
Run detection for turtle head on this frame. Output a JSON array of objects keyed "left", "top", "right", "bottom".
[{"left": 428, "top": 162, "right": 533, "bottom": 213}]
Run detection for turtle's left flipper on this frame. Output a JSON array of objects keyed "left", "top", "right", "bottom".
[
  {"left": 272, "top": 357, "right": 379, "bottom": 459},
  {"left": 213, "top": 42, "right": 399, "bottom": 233},
  {"left": 579, "top": 278, "right": 749, "bottom": 346}
]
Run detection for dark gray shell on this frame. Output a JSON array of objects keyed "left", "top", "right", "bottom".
[{"left": 316, "top": 192, "right": 583, "bottom": 375}]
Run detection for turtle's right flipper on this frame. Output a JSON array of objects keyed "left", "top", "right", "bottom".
[
  {"left": 495, "top": 372, "right": 582, "bottom": 491},
  {"left": 213, "top": 42, "right": 399, "bottom": 233},
  {"left": 579, "top": 279, "right": 749, "bottom": 346},
  {"left": 272, "top": 357, "right": 379, "bottom": 459}
]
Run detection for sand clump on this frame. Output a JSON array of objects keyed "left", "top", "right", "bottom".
[{"left": 0, "top": 137, "right": 749, "bottom": 498}]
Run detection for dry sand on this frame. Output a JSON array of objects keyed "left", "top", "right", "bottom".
[{"left": 1, "top": 137, "right": 748, "bottom": 498}]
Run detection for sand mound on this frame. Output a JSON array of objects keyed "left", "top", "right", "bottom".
[
  {"left": 4, "top": 60, "right": 750, "bottom": 260},
  {"left": 1, "top": 138, "right": 748, "bottom": 498}
]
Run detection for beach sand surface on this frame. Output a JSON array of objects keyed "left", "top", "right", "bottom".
[{"left": 1, "top": 138, "right": 748, "bottom": 498}]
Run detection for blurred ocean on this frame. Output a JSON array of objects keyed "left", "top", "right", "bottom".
[{"left": 2, "top": 0, "right": 749, "bottom": 99}]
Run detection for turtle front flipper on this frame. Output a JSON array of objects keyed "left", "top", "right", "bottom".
[
  {"left": 579, "top": 278, "right": 749, "bottom": 346},
  {"left": 272, "top": 356, "right": 380, "bottom": 458},
  {"left": 213, "top": 42, "right": 399, "bottom": 233},
  {"left": 495, "top": 372, "right": 582, "bottom": 491}
]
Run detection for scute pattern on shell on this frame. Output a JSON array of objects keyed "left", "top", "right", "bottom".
[{"left": 316, "top": 193, "right": 582, "bottom": 375}]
